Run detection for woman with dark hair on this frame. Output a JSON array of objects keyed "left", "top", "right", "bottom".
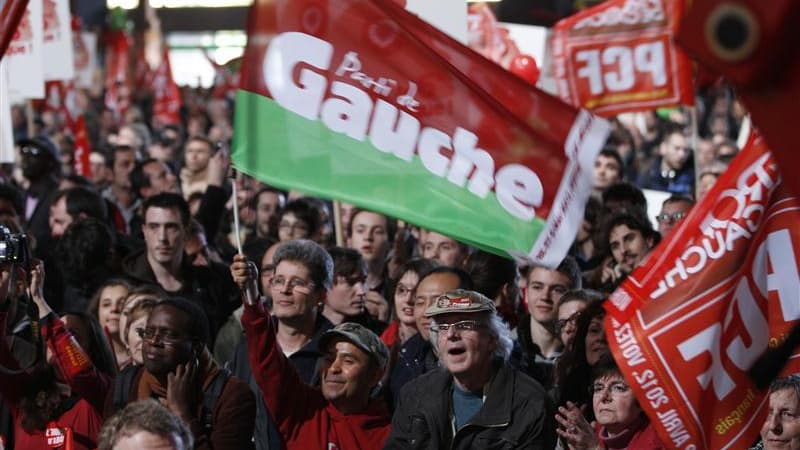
[
  {"left": 380, "top": 258, "right": 436, "bottom": 348},
  {"left": 86, "top": 278, "right": 132, "bottom": 367},
  {"left": 380, "top": 258, "right": 438, "bottom": 411},
  {"left": 555, "top": 354, "right": 665, "bottom": 449},
  {"left": 0, "top": 261, "right": 115, "bottom": 449},
  {"left": 554, "top": 300, "right": 609, "bottom": 418},
  {"left": 55, "top": 218, "right": 117, "bottom": 313}
]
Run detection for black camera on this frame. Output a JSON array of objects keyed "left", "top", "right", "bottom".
[{"left": 0, "top": 225, "right": 29, "bottom": 267}]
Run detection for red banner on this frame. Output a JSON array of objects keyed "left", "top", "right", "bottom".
[
  {"left": 0, "top": 0, "right": 29, "bottom": 60},
  {"left": 605, "top": 133, "right": 800, "bottom": 449},
  {"left": 42, "top": 80, "right": 76, "bottom": 129},
  {"left": 73, "top": 116, "right": 91, "bottom": 177},
  {"left": 551, "top": 0, "right": 693, "bottom": 116},
  {"left": 675, "top": 0, "right": 800, "bottom": 199},
  {"left": 152, "top": 45, "right": 181, "bottom": 127},
  {"left": 104, "top": 30, "right": 131, "bottom": 124}
]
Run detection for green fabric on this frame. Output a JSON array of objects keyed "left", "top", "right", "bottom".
[{"left": 232, "top": 89, "right": 546, "bottom": 257}]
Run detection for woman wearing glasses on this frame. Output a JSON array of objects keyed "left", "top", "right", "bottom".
[{"left": 555, "top": 354, "right": 665, "bottom": 449}]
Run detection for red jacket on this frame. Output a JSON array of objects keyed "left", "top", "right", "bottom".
[
  {"left": 596, "top": 415, "right": 666, "bottom": 450},
  {"left": 241, "top": 304, "right": 391, "bottom": 450},
  {"left": 380, "top": 321, "right": 399, "bottom": 348},
  {"left": 0, "top": 313, "right": 108, "bottom": 450}
]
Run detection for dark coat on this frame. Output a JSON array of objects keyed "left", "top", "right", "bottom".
[
  {"left": 121, "top": 248, "right": 238, "bottom": 339},
  {"left": 385, "top": 361, "right": 556, "bottom": 450}
]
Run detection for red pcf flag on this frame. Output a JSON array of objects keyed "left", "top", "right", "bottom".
[
  {"left": 152, "top": 45, "right": 181, "bottom": 127},
  {"left": 551, "top": 0, "right": 694, "bottom": 116},
  {"left": 605, "top": 133, "right": 800, "bottom": 449}
]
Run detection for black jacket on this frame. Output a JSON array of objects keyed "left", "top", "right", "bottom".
[
  {"left": 386, "top": 332, "right": 437, "bottom": 411},
  {"left": 385, "top": 360, "right": 556, "bottom": 450},
  {"left": 121, "top": 248, "right": 238, "bottom": 339}
]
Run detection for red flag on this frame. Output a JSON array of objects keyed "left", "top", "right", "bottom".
[
  {"left": 675, "top": 0, "right": 800, "bottom": 198},
  {"left": 0, "top": 0, "right": 29, "bottom": 60},
  {"left": 104, "top": 30, "right": 131, "bottom": 124},
  {"left": 72, "top": 116, "right": 91, "bottom": 177},
  {"left": 234, "top": 0, "right": 611, "bottom": 266},
  {"left": 551, "top": 0, "right": 694, "bottom": 116},
  {"left": 605, "top": 133, "right": 800, "bottom": 449},
  {"left": 152, "top": 45, "right": 181, "bottom": 126},
  {"left": 42, "top": 80, "right": 75, "bottom": 129}
]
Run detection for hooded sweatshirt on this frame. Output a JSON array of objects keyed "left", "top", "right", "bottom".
[{"left": 241, "top": 304, "right": 391, "bottom": 450}]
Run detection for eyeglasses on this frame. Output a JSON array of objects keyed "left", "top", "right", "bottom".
[
  {"left": 591, "top": 380, "right": 630, "bottom": 396},
  {"left": 556, "top": 312, "right": 582, "bottom": 333},
  {"left": 137, "top": 327, "right": 191, "bottom": 345},
  {"left": 656, "top": 211, "right": 687, "bottom": 224},
  {"left": 395, "top": 284, "right": 414, "bottom": 297},
  {"left": 430, "top": 320, "right": 486, "bottom": 333},
  {"left": 269, "top": 276, "right": 314, "bottom": 293}
]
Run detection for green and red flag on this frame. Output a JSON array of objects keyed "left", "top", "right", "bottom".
[
  {"left": 605, "top": 133, "right": 800, "bottom": 449},
  {"left": 233, "top": 0, "right": 610, "bottom": 265}
]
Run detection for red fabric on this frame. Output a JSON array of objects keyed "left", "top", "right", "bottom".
[
  {"left": 550, "top": 0, "right": 693, "bottom": 116},
  {"left": 604, "top": 134, "right": 798, "bottom": 449},
  {"left": 42, "top": 316, "right": 113, "bottom": 414},
  {"left": 595, "top": 416, "right": 666, "bottom": 450},
  {"left": 676, "top": 0, "right": 800, "bottom": 198},
  {"left": 72, "top": 116, "right": 91, "bottom": 177},
  {"left": 11, "top": 401, "right": 102, "bottom": 450},
  {"left": 103, "top": 30, "right": 131, "bottom": 124},
  {"left": 241, "top": 304, "right": 391, "bottom": 450},
  {"left": 0, "top": 313, "right": 107, "bottom": 450},
  {"left": 380, "top": 321, "right": 399, "bottom": 348},
  {"left": 151, "top": 45, "right": 182, "bottom": 126}
]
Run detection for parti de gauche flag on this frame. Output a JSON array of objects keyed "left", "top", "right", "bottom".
[{"left": 233, "top": 0, "right": 610, "bottom": 265}]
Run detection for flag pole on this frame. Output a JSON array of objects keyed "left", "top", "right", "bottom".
[
  {"left": 333, "top": 200, "right": 344, "bottom": 247},
  {"left": 232, "top": 175, "right": 257, "bottom": 306}
]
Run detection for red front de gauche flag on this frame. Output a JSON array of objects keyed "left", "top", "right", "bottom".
[
  {"left": 605, "top": 132, "right": 800, "bottom": 449},
  {"left": 551, "top": 0, "right": 694, "bottom": 116}
]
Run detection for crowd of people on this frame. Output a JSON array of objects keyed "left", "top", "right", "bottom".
[{"left": 0, "top": 45, "right": 794, "bottom": 449}]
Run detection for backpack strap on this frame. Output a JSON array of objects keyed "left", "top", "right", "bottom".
[
  {"left": 201, "top": 367, "right": 232, "bottom": 432},
  {"left": 112, "top": 365, "right": 141, "bottom": 413}
]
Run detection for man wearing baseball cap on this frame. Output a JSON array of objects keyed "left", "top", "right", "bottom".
[
  {"left": 385, "top": 289, "right": 556, "bottom": 449},
  {"left": 231, "top": 249, "right": 391, "bottom": 450}
]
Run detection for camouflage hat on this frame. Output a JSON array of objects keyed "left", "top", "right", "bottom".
[
  {"left": 425, "top": 289, "right": 496, "bottom": 317},
  {"left": 319, "top": 322, "right": 389, "bottom": 370}
]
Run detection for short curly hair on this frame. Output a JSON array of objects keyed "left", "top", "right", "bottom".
[{"left": 97, "top": 399, "right": 192, "bottom": 450}]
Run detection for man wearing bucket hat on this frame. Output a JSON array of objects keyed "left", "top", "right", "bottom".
[
  {"left": 385, "top": 289, "right": 556, "bottom": 449},
  {"left": 231, "top": 248, "right": 391, "bottom": 450}
]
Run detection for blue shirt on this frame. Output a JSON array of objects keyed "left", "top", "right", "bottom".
[{"left": 452, "top": 385, "right": 483, "bottom": 430}]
